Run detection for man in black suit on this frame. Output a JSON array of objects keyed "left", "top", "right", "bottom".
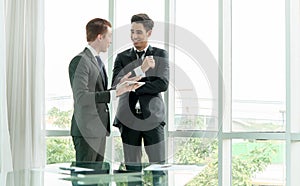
[
  {"left": 112, "top": 13, "right": 169, "bottom": 171},
  {"left": 69, "top": 18, "right": 140, "bottom": 162}
]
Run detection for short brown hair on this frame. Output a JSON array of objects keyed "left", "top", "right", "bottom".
[
  {"left": 131, "top": 13, "right": 154, "bottom": 31},
  {"left": 86, "top": 18, "right": 112, "bottom": 42}
]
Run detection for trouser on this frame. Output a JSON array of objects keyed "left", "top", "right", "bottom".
[
  {"left": 120, "top": 123, "right": 166, "bottom": 186},
  {"left": 72, "top": 136, "right": 106, "bottom": 162},
  {"left": 71, "top": 136, "right": 108, "bottom": 186},
  {"left": 120, "top": 123, "right": 166, "bottom": 169}
]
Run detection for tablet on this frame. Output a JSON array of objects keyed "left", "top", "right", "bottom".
[{"left": 120, "top": 81, "right": 145, "bottom": 86}]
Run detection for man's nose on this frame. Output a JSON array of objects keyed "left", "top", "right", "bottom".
[{"left": 132, "top": 33, "right": 138, "bottom": 39}]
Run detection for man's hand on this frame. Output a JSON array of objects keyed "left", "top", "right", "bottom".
[
  {"left": 141, "top": 56, "right": 155, "bottom": 73},
  {"left": 116, "top": 82, "right": 141, "bottom": 97},
  {"left": 116, "top": 72, "right": 142, "bottom": 97}
]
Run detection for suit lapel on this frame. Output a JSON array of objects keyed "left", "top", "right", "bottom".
[
  {"left": 145, "top": 45, "right": 154, "bottom": 57},
  {"left": 129, "top": 48, "right": 138, "bottom": 61},
  {"left": 129, "top": 46, "right": 154, "bottom": 60},
  {"left": 126, "top": 46, "right": 155, "bottom": 76},
  {"left": 144, "top": 45, "right": 154, "bottom": 76},
  {"left": 122, "top": 48, "right": 141, "bottom": 70},
  {"left": 84, "top": 48, "right": 99, "bottom": 71},
  {"left": 84, "top": 48, "right": 108, "bottom": 89}
]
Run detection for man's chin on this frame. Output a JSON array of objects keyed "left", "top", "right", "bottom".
[
  {"left": 133, "top": 42, "right": 140, "bottom": 46},
  {"left": 133, "top": 43, "right": 143, "bottom": 49}
]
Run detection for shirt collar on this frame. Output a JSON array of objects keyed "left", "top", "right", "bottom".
[
  {"left": 86, "top": 45, "right": 98, "bottom": 57},
  {"left": 133, "top": 44, "right": 149, "bottom": 53}
]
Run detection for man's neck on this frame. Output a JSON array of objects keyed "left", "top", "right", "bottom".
[{"left": 88, "top": 42, "right": 100, "bottom": 54}]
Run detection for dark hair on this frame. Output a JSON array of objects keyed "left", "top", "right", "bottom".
[
  {"left": 131, "top": 13, "right": 154, "bottom": 31},
  {"left": 86, "top": 18, "right": 112, "bottom": 42}
]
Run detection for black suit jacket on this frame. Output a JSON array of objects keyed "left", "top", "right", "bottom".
[
  {"left": 112, "top": 45, "right": 169, "bottom": 131},
  {"left": 69, "top": 48, "right": 111, "bottom": 137}
]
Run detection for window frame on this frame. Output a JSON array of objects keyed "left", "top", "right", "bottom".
[{"left": 45, "top": 0, "right": 300, "bottom": 185}]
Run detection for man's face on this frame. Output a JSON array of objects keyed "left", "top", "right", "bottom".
[
  {"left": 99, "top": 27, "right": 112, "bottom": 52},
  {"left": 130, "top": 22, "right": 151, "bottom": 50}
]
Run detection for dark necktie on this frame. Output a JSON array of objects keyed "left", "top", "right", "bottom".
[
  {"left": 136, "top": 50, "right": 145, "bottom": 59},
  {"left": 95, "top": 56, "right": 107, "bottom": 89},
  {"left": 135, "top": 50, "right": 145, "bottom": 113}
]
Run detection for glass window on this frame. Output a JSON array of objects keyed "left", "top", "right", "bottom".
[
  {"left": 45, "top": 0, "right": 109, "bottom": 130},
  {"left": 45, "top": 0, "right": 109, "bottom": 165},
  {"left": 46, "top": 137, "right": 75, "bottom": 164},
  {"left": 232, "top": 0, "right": 286, "bottom": 132},
  {"left": 115, "top": 0, "right": 165, "bottom": 26},
  {"left": 174, "top": 0, "right": 218, "bottom": 131},
  {"left": 232, "top": 139, "right": 285, "bottom": 185},
  {"left": 43, "top": 1, "right": 298, "bottom": 185},
  {"left": 169, "top": 137, "right": 218, "bottom": 185}
]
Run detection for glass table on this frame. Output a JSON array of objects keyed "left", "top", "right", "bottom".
[{"left": 3, "top": 162, "right": 205, "bottom": 186}]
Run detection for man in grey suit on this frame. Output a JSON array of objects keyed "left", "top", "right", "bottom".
[
  {"left": 112, "top": 13, "right": 169, "bottom": 172},
  {"left": 69, "top": 18, "right": 140, "bottom": 162}
]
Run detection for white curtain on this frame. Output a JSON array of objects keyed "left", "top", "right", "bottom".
[
  {"left": 0, "top": 0, "right": 13, "bottom": 185},
  {"left": 1, "top": 0, "right": 45, "bottom": 185}
]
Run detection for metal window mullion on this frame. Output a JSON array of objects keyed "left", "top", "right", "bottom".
[
  {"left": 288, "top": 0, "right": 300, "bottom": 185},
  {"left": 106, "top": 0, "right": 115, "bottom": 167},
  {"left": 166, "top": 1, "right": 175, "bottom": 185},
  {"left": 219, "top": 0, "right": 232, "bottom": 185},
  {"left": 285, "top": 0, "right": 291, "bottom": 185}
]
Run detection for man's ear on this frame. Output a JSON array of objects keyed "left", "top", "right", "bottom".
[
  {"left": 147, "top": 30, "right": 152, "bottom": 37},
  {"left": 97, "top": 33, "right": 103, "bottom": 40}
]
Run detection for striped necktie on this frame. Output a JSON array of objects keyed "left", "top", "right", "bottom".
[{"left": 95, "top": 56, "right": 107, "bottom": 89}]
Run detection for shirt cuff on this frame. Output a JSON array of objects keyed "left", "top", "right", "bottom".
[
  {"left": 110, "top": 90, "right": 116, "bottom": 99},
  {"left": 134, "top": 66, "right": 145, "bottom": 77}
]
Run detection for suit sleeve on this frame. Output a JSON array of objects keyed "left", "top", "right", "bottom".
[
  {"left": 111, "top": 54, "right": 124, "bottom": 87},
  {"left": 135, "top": 50, "right": 169, "bottom": 95},
  {"left": 69, "top": 56, "right": 111, "bottom": 106},
  {"left": 112, "top": 53, "right": 143, "bottom": 86}
]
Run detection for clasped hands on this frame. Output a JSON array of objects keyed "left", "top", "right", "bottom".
[
  {"left": 141, "top": 55, "right": 155, "bottom": 73},
  {"left": 116, "top": 72, "right": 142, "bottom": 97},
  {"left": 116, "top": 56, "right": 155, "bottom": 97}
]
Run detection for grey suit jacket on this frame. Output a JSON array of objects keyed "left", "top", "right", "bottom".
[
  {"left": 112, "top": 45, "right": 169, "bottom": 131},
  {"left": 69, "top": 48, "right": 111, "bottom": 137}
]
